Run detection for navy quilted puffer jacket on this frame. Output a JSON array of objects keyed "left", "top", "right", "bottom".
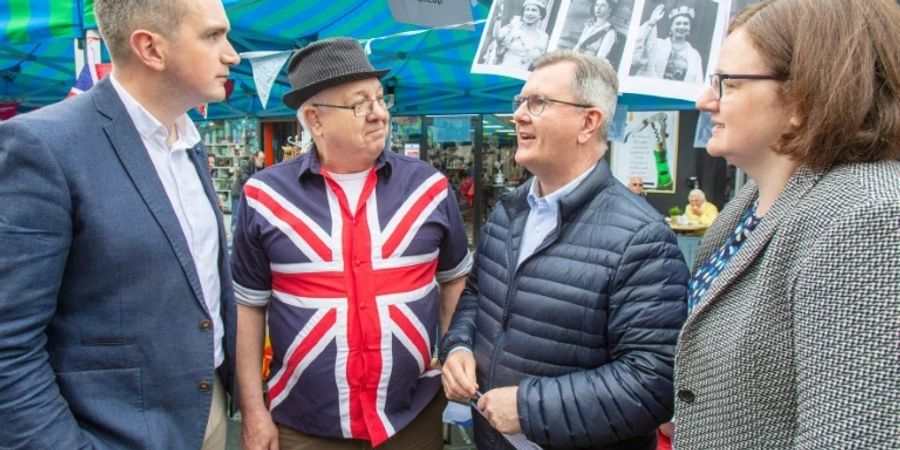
[{"left": 441, "top": 161, "right": 689, "bottom": 449}]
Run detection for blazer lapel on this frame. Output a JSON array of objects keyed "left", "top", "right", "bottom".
[
  {"left": 686, "top": 166, "right": 823, "bottom": 325},
  {"left": 92, "top": 79, "right": 209, "bottom": 313}
]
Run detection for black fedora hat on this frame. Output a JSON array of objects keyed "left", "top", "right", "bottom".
[{"left": 282, "top": 37, "right": 391, "bottom": 110}]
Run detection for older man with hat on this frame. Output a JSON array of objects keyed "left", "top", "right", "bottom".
[{"left": 232, "top": 37, "right": 472, "bottom": 450}]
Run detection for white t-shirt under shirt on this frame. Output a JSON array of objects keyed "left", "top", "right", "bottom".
[{"left": 329, "top": 169, "right": 370, "bottom": 213}]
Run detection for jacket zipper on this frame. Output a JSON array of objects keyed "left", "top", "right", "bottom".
[
  {"left": 486, "top": 209, "right": 564, "bottom": 390},
  {"left": 485, "top": 221, "right": 521, "bottom": 391}
]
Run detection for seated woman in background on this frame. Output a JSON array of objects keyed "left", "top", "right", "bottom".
[{"left": 684, "top": 188, "right": 718, "bottom": 226}]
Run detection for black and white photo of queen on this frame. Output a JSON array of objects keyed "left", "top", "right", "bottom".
[{"left": 630, "top": 4, "right": 703, "bottom": 83}]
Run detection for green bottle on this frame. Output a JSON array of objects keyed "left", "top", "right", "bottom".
[
  {"left": 653, "top": 141, "right": 673, "bottom": 190},
  {"left": 650, "top": 122, "right": 673, "bottom": 190}
]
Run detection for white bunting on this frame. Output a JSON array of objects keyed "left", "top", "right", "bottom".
[{"left": 242, "top": 50, "right": 293, "bottom": 109}]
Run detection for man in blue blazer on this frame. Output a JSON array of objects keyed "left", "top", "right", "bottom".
[{"left": 0, "top": 0, "right": 240, "bottom": 448}]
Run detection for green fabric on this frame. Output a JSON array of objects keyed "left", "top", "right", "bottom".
[
  {"left": 81, "top": 0, "right": 96, "bottom": 30},
  {"left": 5, "top": 1, "right": 32, "bottom": 43},
  {"left": 2, "top": 0, "right": 81, "bottom": 43},
  {"left": 49, "top": 0, "right": 76, "bottom": 38}
]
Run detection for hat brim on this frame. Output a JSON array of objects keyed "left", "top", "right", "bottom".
[{"left": 283, "top": 68, "right": 391, "bottom": 110}]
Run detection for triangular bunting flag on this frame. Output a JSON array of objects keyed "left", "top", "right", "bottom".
[
  {"left": 242, "top": 51, "right": 292, "bottom": 109},
  {"left": 225, "top": 79, "right": 235, "bottom": 103}
]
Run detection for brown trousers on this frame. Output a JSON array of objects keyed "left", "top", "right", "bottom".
[{"left": 277, "top": 391, "right": 447, "bottom": 450}]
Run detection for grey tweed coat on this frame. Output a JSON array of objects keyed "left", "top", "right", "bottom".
[{"left": 674, "top": 161, "right": 900, "bottom": 449}]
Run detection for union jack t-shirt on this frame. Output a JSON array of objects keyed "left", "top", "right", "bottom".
[{"left": 231, "top": 148, "right": 472, "bottom": 445}]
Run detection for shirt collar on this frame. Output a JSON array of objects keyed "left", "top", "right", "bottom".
[
  {"left": 527, "top": 162, "right": 598, "bottom": 211},
  {"left": 298, "top": 143, "right": 393, "bottom": 180},
  {"left": 109, "top": 74, "right": 201, "bottom": 151}
]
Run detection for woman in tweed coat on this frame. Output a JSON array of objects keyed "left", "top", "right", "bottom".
[{"left": 674, "top": 1, "right": 900, "bottom": 449}]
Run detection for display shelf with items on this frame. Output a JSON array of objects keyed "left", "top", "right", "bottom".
[{"left": 197, "top": 118, "right": 260, "bottom": 213}]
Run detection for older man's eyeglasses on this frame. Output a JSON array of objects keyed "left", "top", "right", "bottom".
[
  {"left": 512, "top": 94, "right": 594, "bottom": 116},
  {"left": 313, "top": 94, "right": 395, "bottom": 117},
  {"left": 708, "top": 73, "right": 782, "bottom": 100}
]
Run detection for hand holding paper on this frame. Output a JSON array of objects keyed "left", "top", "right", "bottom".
[
  {"left": 441, "top": 349, "right": 478, "bottom": 403},
  {"left": 471, "top": 389, "right": 542, "bottom": 450},
  {"left": 477, "top": 386, "right": 521, "bottom": 434}
]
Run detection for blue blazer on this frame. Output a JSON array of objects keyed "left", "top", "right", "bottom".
[{"left": 0, "top": 78, "right": 236, "bottom": 449}]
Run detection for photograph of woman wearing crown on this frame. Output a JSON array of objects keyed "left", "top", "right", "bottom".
[
  {"left": 553, "top": 0, "right": 635, "bottom": 71},
  {"left": 629, "top": 0, "right": 719, "bottom": 84},
  {"left": 473, "top": 0, "right": 560, "bottom": 79}
]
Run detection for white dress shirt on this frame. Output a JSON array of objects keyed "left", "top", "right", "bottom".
[{"left": 110, "top": 75, "right": 224, "bottom": 368}]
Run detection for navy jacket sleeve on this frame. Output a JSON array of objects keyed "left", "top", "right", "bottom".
[
  {"left": 517, "top": 221, "right": 689, "bottom": 447},
  {"left": 0, "top": 122, "right": 92, "bottom": 448}
]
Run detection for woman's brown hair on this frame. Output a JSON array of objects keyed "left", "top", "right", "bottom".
[{"left": 731, "top": 0, "right": 900, "bottom": 169}]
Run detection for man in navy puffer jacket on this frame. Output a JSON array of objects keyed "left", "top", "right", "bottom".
[{"left": 440, "top": 50, "right": 688, "bottom": 449}]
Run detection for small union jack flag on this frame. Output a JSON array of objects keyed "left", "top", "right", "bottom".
[
  {"left": 67, "top": 64, "right": 95, "bottom": 98},
  {"left": 67, "top": 63, "right": 111, "bottom": 98}
]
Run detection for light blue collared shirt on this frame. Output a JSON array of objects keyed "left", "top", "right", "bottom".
[{"left": 517, "top": 163, "right": 597, "bottom": 268}]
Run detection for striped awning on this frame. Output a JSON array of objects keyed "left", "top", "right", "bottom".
[
  {"left": 0, "top": 0, "right": 692, "bottom": 119},
  {"left": 0, "top": 0, "right": 84, "bottom": 43}
]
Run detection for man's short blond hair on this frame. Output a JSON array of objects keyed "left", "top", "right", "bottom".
[{"left": 94, "top": 0, "right": 188, "bottom": 62}]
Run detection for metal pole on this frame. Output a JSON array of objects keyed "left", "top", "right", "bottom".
[
  {"left": 473, "top": 115, "right": 484, "bottom": 247},
  {"left": 419, "top": 115, "right": 428, "bottom": 162}
]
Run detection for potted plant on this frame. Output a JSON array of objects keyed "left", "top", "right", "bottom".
[{"left": 668, "top": 206, "right": 683, "bottom": 218}]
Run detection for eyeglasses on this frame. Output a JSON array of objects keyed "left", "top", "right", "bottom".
[
  {"left": 708, "top": 73, "right": 782, "bottom": 100},
  {"left": 512, "top": 94, "right": 594, "bottom": 116},
  {"left": 313, "top": 94, "right": 394, "bottom": 117}
]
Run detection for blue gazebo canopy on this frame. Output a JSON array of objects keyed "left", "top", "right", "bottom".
[{"left": 0, "top": 0, "right": 694, "bottom": 119}]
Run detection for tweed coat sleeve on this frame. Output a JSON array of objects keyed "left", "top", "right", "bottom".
[
  {"left": 0, "top": 122, "right": 92, "bottom": 448},
  {"left": 792, "top": 199, "right": 900, "bottom": 449},
  {"left": 517, "top": 221, "right": 689, "bottom": 447}
]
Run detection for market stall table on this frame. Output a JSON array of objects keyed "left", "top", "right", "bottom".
[{"left": 665, "top": 220, "right": 708, "bottom": 268}]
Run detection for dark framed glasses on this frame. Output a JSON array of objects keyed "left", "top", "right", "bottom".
[
  {"left": 313, "top": 94, "right": 395, "bottom": 117},
  {"left": 708, "top": 73, "right": 782, "bottom": 100}
]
